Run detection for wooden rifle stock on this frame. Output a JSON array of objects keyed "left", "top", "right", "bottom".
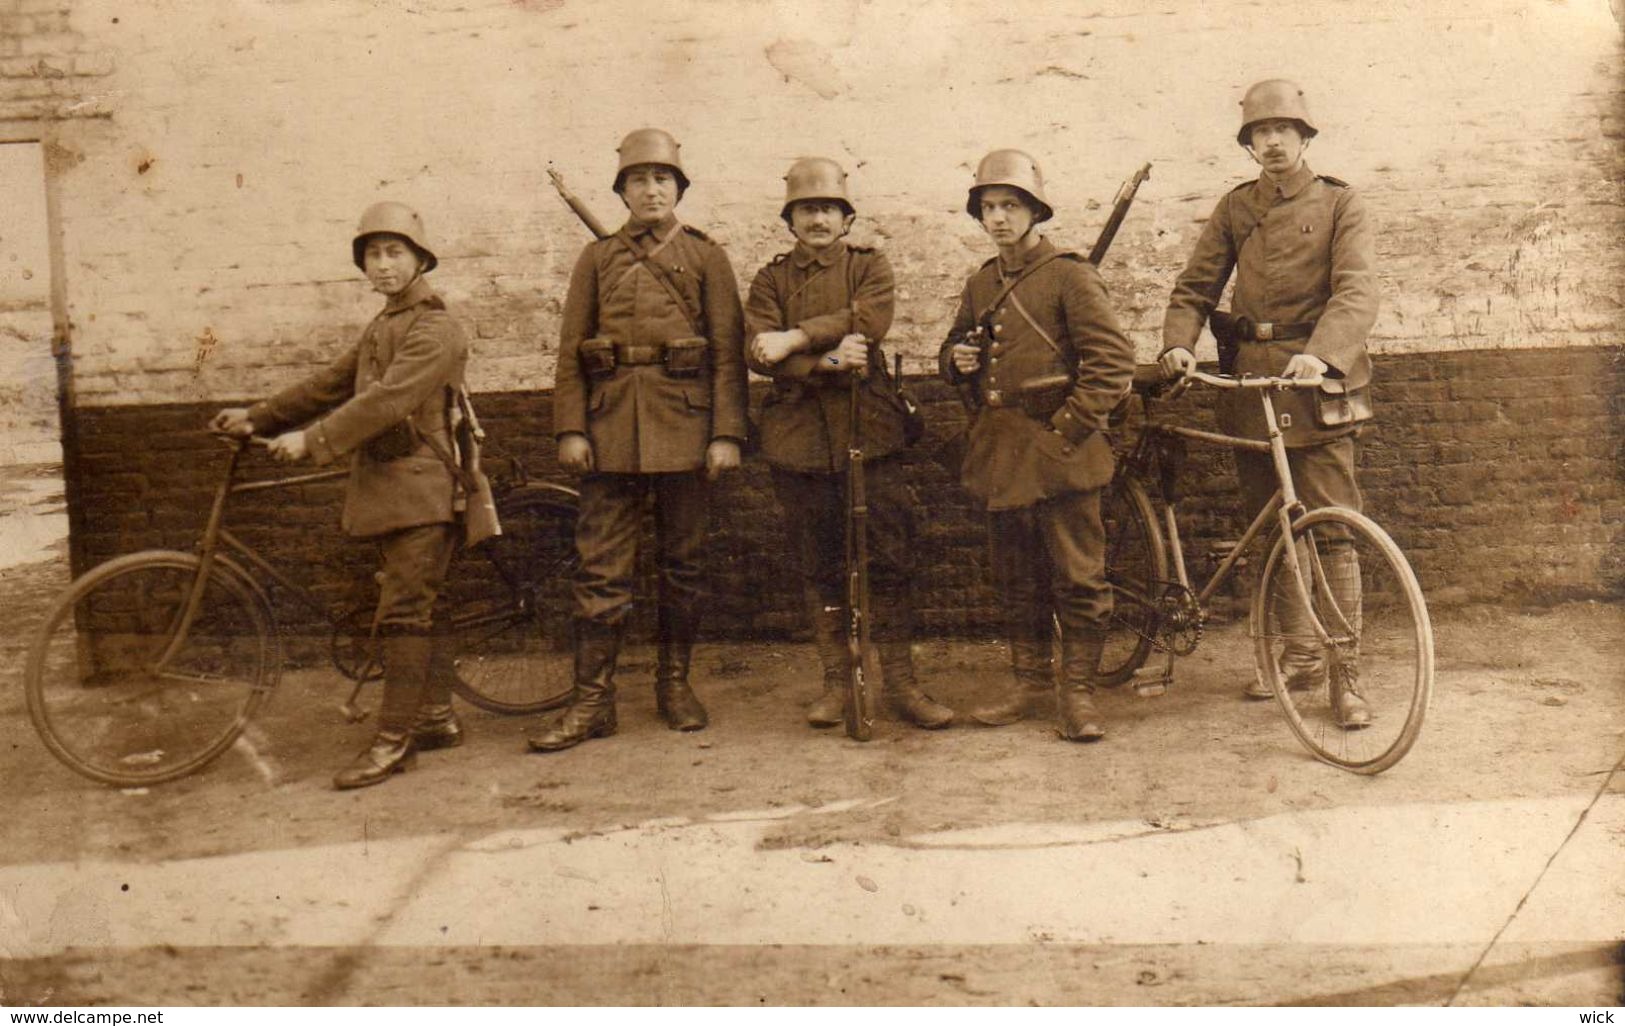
[{"left": 547, "top": 166, "right": 611, "bottom": 241}]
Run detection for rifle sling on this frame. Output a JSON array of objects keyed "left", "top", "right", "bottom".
[{"left": 613, "top": 231, "right": 705, "bottom": 337}]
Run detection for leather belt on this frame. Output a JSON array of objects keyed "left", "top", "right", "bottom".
[
  {"left": 614, "top": 342, "right": 665, "bottom": 365},
  {"left": 1234, "top": 317, "right": 1316, "bottom": 342}
]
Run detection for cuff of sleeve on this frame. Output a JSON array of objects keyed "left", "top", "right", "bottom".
[
  {"left": 247, "top": 402, "right": 276, "bottom": 435},
  {"left": 306, "top": 422, "right": 338, "bottom": 466},
  {"left": 1048, "top": 407, "right": 1095, "bottom": 446},
  {"left": 1162, "top": 311, "right": 1205, "bottom": 354},
  {"left": 794, "top": 320, "right": 843, "bottom": 350}
]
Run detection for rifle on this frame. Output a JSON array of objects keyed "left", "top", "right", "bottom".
[
  {"left": 843, "top": 302, "right": 876, "bottom": 742},
  {"left": 953, "top": 161, "right": 1152, "bottom": 413},
  {"left": 547, "top": 166, "right": 610, "bottom": 240},
  {"left": 1087, "top": 162, "right": 1152, "bottom": 266}
]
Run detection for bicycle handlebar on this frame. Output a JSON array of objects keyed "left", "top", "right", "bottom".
[
  {"left": 209, "top": 430, "right": 270, "bottom": 450},
  {"left": 1179, "top": 368, "right": 1325, "bottom": 391}
]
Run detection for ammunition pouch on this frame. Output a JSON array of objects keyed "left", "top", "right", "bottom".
[
  {"left": 662, "top": 336, "right": 707, "bottom": 379},
  {"left": 1313, "top": 378, "right": 1374, "bottom": 429},
  {"left": 580, "top": 337, "right": 617, "bottom": 381},
  {"left": 364, "top": 419, "right": 417, "bottom": 462}
]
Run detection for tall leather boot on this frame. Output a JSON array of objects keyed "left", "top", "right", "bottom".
[
  {"left": 654, "top": 604, "right": 708, "bottom": 731},
  {"left": 970, "top": 626, "right": 1056, "bottom": 726},
  {"left": 1247, "top": 540, "right": 1326, "bottom": 699},
  {"left": 878, "top": 640, "right": 954, "bottom": 729},
  {"left": 412, "top": 629, "right": 464, "bottom": 751},
  {"left": 1056, "top": 627, "right": 1106, "bottom": 742},
  {"left": 528, "top": 619, "right": 621, "bottom": 752},
  {"left": 334, "top": 627, "right": 427, "bottom": 789},
  {"left": 805, "top": 601, "right": 849, "bottom": 728},
  {"left": 1323, "top": 546, "right": 1370, "bottom": 728}
]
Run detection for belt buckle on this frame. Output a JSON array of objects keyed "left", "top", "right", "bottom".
[
  {"left": 984, "top": 389, "right": 1003, "bottom": 406},
  {"left": 1255, "top": 322, "right": 1275, "bottom": 342}
]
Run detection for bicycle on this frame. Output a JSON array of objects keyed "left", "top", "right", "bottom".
[
  {"left": 24, "top": 435, "right": 581, "bottom": 787},
  {"left": 1098, "top": 366, "right": 1434, "bottom": 774}
]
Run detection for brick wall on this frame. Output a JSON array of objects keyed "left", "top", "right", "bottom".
[
  {"left": 6, "top": 0, "right": 1623, "bottom": 626},
  {"left": 70, "top": 344, "right": 1624, "bottom": 644}
]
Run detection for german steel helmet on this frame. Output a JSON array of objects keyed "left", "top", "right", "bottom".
[
  {"left": 966, "top": 149, "right": 1053, "bottom": 223},
  {"left": 1237, "top": 79, "right": 1318, "bottom": 145},
  {"left": 614, "top": 128, "right": 690, "bottom": 193},
  {"left": 781, "top": 157, "right": 854, "bottom": 221},
  {"left": 352, "top": 201, "right": 437, "bottom": 272}
]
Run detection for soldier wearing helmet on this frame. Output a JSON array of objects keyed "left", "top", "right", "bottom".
[
  {"left": 939, "top": 149, "right": 1136, "bottom": 742},
  {"left": 745, "top": 157, "right": 953, "bottom": 732},
  {"left": 534, "top": 128, "right": 747, "bottom": 753},
  {"left": 212, "top": 201, "right": 492, "bottom": 788},
  {"left": 1159, "top": 79, "right": 1379, "bottom": 725}
]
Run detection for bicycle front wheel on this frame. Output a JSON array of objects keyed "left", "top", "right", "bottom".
[
  {"left": 1098, "top": 475, "right": 1168, "bottom": 686},
  {"left": 25, "top": 551, "right": 277, "bottom": 786},
  {"left": 441, "top": 486, "right": 579, "bottom": 715},
  {"left": 1252, "top": 507, "right": 1433, "bottom": 774}
]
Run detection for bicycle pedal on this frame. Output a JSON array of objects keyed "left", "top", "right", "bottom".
[{"left": 1131, "top": 666, "right": 1168, "bottom": 698}]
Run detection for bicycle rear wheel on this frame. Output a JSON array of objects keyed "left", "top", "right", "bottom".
[
  {"left": 441, "top": 485, "right": 579, "bottom": 715},
  {"left": 25, "top": 551, "right": 277, "bottom": 786},
  {"left": 1098, "top": 475, "right": 1168, "bottom": 686},
  {"left": 1252, "top": 507, "right": 1433, "bottom": 774}
]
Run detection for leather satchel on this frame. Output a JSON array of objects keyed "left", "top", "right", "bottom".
[{"left": 1313, "top": 378, "right": 1374, "bottom": 428}]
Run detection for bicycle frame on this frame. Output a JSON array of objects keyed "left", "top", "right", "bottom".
[
  {"left": 1129, "top": 370, "right": 1343, "bottom": 652},
  {"left": 152, "top": 438, "right": 362, "bottom": 705}
]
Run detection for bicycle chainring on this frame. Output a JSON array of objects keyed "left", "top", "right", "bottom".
[{"left": 1157, "top": 584, "right": 1205, "bottom": 656}]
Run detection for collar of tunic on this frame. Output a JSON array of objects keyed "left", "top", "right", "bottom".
[
  {"left": 791, "top": 238, "right": 847, "bottom": 271},
  {"left": 996, "top": 236, "right": 1057, "bottom": 278},
  {"left": 1257, "top": 161, "right": 1316, "bottom": 201},
  {"left": 621, "top": 214, "right": 681, "bottom": 248},
  {"left": 382, "top": 275, "right": 436, "bottom": 315}
]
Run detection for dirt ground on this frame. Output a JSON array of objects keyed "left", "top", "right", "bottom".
[{"left": 0, "top": 513, "right": 1622, "bottom": 1004}]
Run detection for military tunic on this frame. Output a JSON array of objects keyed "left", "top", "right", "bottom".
[
  {"left": 553, "top": 215, "right": 747, "bottom": 625},
  {"left": 555, "top": 215, "right": 748, "bottom": 472},
  {"left": 745, "top": 239, "right": 917, "bottom": 639},
  {"left": 1161, "top": 162, "right": 1378, "bottom": 446},
  {"left": 249, "top": 276, "right": 466, "bottom": 630},
  {"left": 939, "top": 239, "right": 1136, "bottom": 512},
  {"left": 937, "top": 238, "right": 1136, "bottom": 641},
  {"left": 744, "top": 239, "right": 910, "bottom": 471},
  {"left": 1160, "top": 162, "right": 1379, "bottom": 530}
]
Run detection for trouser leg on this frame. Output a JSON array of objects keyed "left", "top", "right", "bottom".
[
  {"left": 772, "top": 469, "right": 848, "bottom": 724},
  {"left": 1040, "top": 490, "right": 1110, "bottom": 741},
  {"left": 1236, "top": 438, "right": 1362, "bottom": 699},
  {"left": 971, "top": 507, "right": 1055, "bottom": 726},
  {"left": 865, "top": 460, "right": 952, "bottom": 728},
  {"left": 527, "top": 617, "right": 624, "bottom": 752},
  {"left": 334, "top": 523, "right": 457, "bottom": 789},
  {"left": 652, "top": 472, "right": 710, "bottom": 730},
  {"left": 526, "top": 473, "right": 642, "bottom": 753}
]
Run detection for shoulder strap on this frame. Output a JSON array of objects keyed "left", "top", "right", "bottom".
[
  {"left": 973, "top": 248, "right": 1072, "bottom": 324},
  {"left": 614, "top": 232, "right": 704, "bottom": 336},
  {"left": 1227, "top": 189, "right": 1265, "bottom": 262}
]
